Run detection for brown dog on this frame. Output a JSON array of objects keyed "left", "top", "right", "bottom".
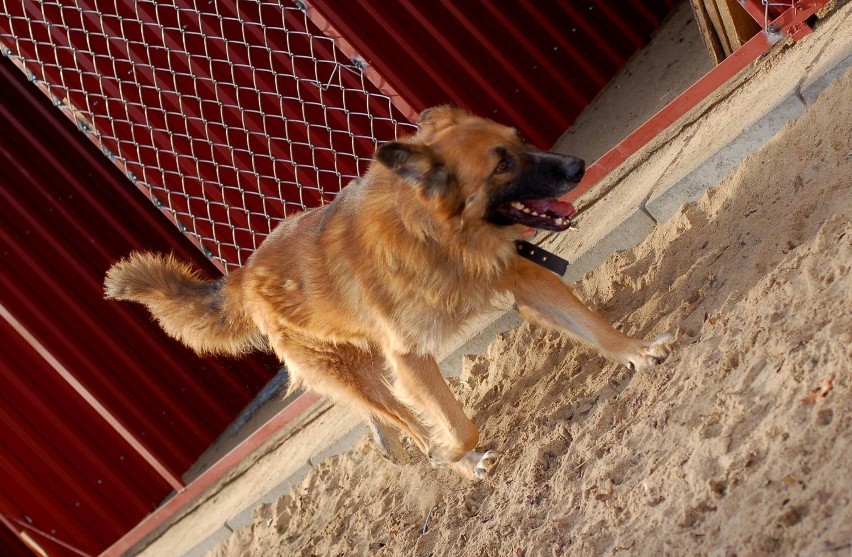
[{"left": 105, "top": 106, "right": 673, "bottom": 479}]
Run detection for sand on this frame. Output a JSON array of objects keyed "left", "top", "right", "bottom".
[{"left": 206, "top": 62, "right": 852, "bottom": 557}]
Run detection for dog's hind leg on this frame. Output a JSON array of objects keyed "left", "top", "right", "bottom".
[
  {"left": 384, "top": 350, "right": 480, "bottom": 466},
  {"left": 270, "top": 335, "right": 494, "bottom": 478},
  {"left": 367, "top": 416, "right": 409, "bottom": 464},
  {"left": 269, "top": 335, "right": 432, "bottom": 458}
]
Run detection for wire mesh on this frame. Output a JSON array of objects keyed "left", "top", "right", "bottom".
[{"left": 0, "top": 0, "right": 417, "bottom": 273}]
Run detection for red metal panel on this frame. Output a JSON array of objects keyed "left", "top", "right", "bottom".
[
  {"left": 0, "top": 517, "right": 37, "bottom": 557},
  {"left": 1, "top": 318, "right": 171, "bottom": 555},
  {"left": 0, "top": 55, "right": 277, "bottom": 556},
  {"left": 306, "top": 0, "right": 676, "bottom": 148},
  {"left": 100, "top": 391, "right": 322, "bottom": 557}
]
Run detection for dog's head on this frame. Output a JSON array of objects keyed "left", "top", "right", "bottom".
[{"left": 375, "top": 106, "right": 584, "bottom": 232}]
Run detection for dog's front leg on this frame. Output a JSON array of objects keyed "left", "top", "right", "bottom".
[{"left": 506, "top": 258, "right": 674, "bottom": 371}]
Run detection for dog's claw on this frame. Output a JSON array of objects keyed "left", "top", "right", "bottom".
[
  {"left": 623, "top": 332, "right": 675, "bottom": 372},
  {"left": 474, "top": 450, "right": 500, "bottom": 479},
  {"left": 449, "top": 449, "right": 501, "bottom": 480}
]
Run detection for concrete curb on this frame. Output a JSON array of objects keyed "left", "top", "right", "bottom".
[
  {"left": 801, "top": 52, "right": 852, "bottom": 105},
  {"left": 224, "top": 462, "right": 312, "bottom": 531},
  {"left": 308, "top": 424, "right": 369, "bottom": 467},
  {"left": 563, "top": 208, "right": 658, "bottom": 283},
  {"left": 645, "top": 47, "right": 851, "bottom": 224},
  {"left": 439, "top": 310, "right": 524, "bottom": 377},
  {"left": 646, "top": 93, "right": 807, "bottom": 222},
  {"left": 182, "top": 526, "right": 233, "bottom": 557}
]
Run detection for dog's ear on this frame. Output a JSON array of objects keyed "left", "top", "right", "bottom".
[
  {"left": 416, "top": 105, "right": 468, "bottom": 137},
  {"left": 375, "top": 141, "right": 449, "bottom": 193}
]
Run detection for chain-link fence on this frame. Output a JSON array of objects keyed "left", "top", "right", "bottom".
[{"left": 1, "top": 0, "right": 417, "bottom": 273}]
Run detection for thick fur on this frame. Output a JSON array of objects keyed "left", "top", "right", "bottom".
[
  {"left": 105, "top": 106, "right": 674, "bottom": 479},
  {"left": 104, "top": 252, "right": 263, "bottom": 355}
]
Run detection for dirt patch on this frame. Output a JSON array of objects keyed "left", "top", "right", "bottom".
[{"left": 207, "top": 66, "right": 852, "bottom": 557}]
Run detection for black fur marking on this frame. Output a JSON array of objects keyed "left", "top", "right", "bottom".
[
  {"left": 485, "top": 151, "right": 584, "bottom": 228},
  {"left": 375, "top": 142, "right": 451, "bottom": 195}
]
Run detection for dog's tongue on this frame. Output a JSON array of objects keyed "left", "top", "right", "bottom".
[{"left": 524, "top": 199, "right": 576, "bottom": 218}]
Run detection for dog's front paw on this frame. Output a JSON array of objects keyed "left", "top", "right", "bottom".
[
  {"left": 474, "top": 449, "right": 500, "bottom": 479},
  {"left": 448, "top": 450, "right": 501, "bottom": 480},
  {"left": 623, "top": 332, "right": 675, "bottom": 371}
]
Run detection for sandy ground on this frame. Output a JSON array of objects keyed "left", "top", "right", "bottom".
[{"left": 208, "top": 62, "right": 852, "bottom": 556}]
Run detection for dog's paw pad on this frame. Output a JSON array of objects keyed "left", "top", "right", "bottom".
[
  {"left": 625, "top": 332, "right": 676, "bottom": 371},
  {"left": 646, "top": 332, "right": 675, "bottom": 360},
  {"left": 474, "top": 450, "right": 500, "bottom": 479}
]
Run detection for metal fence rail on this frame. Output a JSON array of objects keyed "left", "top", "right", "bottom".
[{"left": 0, "top": 0, "right": 416, "bottom": 273}]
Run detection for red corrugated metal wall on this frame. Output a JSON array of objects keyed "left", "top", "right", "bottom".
[
  {"left": 0, "top": 55, "right": 277, "bottom": 556},
  {"left": 309, "top": 0, "right": 679, "bottom": 148},
  {"left": 0, "top": 520, "right": 33, "bottom": 557}
]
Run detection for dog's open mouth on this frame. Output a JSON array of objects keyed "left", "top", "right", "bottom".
[{"left": 498, "top": 198, "right": 576, "bottom": 231}]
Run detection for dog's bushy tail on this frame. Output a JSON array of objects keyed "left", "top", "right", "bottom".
[{"left": 104, "top": 252, "right": 263, "bottom": 356}]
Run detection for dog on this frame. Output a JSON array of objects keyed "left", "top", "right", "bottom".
[{"left": 104, "top": 106, "right": 674, "bottom": 479}]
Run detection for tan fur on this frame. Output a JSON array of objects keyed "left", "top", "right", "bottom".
[
  {"left": 104, "top": 252, "right": 263, "bottom": 355},
  {"left": 105, "top": 106, "right": 674, "bottom": 478}
]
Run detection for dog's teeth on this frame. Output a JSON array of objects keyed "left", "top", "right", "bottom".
[
  {"left": 522, "top": 208, "right": 530, "bottom": 213},
  {"left": 555, "top": 218, "right": 563, "bottom": 225},
  {"left": 531, "top": 211, "right": 539, "bottom": 216},
  {"left": 511, "top": 201, "right": 524, "bottom": 210}
]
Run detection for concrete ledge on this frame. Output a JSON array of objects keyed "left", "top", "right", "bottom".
[
  {"left": 563, "top": 208, "right": 657, "bottom": 283},
  {"left": 801, "top": 51, "right": 852, "bottom": 105},
  {"left": 225, "top": 462, "right": 312, "bottom": 531},
  {"left": 181, "top": 526, "right": 233, "bottom": 557},
  {"left": 308, "top": 423, "right": 368, "bottom": 467},
  {"left": 645, "top": 93, "right": 807, "bottom": 222},
  {"left": 439, "top": 310, "right": 523, "bottom": 377}
]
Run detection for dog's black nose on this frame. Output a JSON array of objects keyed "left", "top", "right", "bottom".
[{"left": 562, "top": 157, "right": 585, "bottom": 183}]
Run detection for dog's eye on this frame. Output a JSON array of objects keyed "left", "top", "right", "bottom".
[{"left": 494, "top": 157, "right": 512, "bottom": 175}]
